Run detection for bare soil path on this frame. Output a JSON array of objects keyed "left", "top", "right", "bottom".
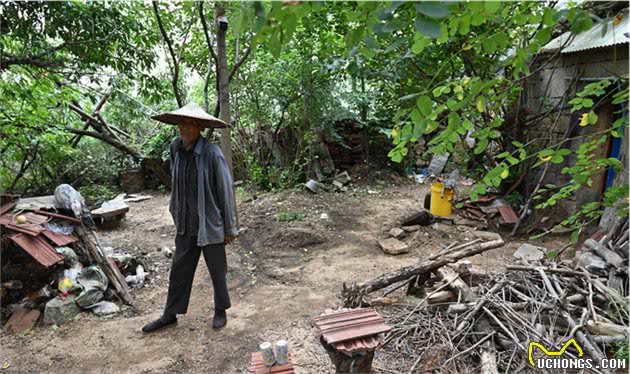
[{"left": 1, "top": 182, "right": 550, "bottom": 373}]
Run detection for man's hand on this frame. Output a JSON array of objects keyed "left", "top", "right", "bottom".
[{"left": 224, "top": 235, "right": 237, "bottom": 245}]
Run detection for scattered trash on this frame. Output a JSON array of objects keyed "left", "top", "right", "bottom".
[
  {"left": 75, "top": 266, "right": 108, "bottom": 308},
  {"left": 319, "top": 213, "right": 330, "bottom": 220},
  {"left": 55, "top": 246, "right": 79, "bottom": 265},
  {"left": 90, "top": 301, "right": 120, "bottom": 316},
  {"left": 163, "top": 247, "right": 173, "bottom": 258},
  {"left": 125, "top": 265, "right": 146, "bottom": 287},
  {"left": 46, "top": 222, "right": 74, "bottom": 235}
]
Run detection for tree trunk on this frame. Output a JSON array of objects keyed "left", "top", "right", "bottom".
[{"left": 215, "top": 4, "right": 233, "bottom": 174}]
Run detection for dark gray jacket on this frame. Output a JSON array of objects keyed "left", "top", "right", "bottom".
[{"left": 169, "top": 137, "right": 237, "bottom": 246}]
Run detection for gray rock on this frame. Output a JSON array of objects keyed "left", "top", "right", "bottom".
[
  {"left": 513, "top": 243, "right": 546, "bottom": 262},
  {"left": 305, "top": 179, "right": 327, "bottom": 194},
  {"left": 427, "top": 153, "right": 450, "bottom": 176},
  {"left": 389, "top": 227, "right": 406, "bottom": 239},
  {"left": 471, "top": 230, "right": 502, "bottom": 242},
  {"left": 43, "top": 296, "right": 81, "bottom": 325},
  {"left": 334, "top": 171, "right": 351, "bottom": 185},
  {"left": 577, "top": 252, "right": 607, "bottom": 275},
  {"left": 378, "top": 238, "right": 410, "bottom": 255},
  {"left": 402, "top": 225, "right": 421, "bottom": 232}
]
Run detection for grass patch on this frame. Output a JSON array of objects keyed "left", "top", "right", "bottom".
[{"left": 277, "top": 211, "right": 305, "bottom": 222}]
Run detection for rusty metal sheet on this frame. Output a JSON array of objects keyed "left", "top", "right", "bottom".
[
  {"left": 3, "top": 222, "right": 46, "bottom": 236},
  {"left": 247, "top": 352, "right": 294, "bottom": 374},
  {"left": 0, "top": 202, "right": 16, "bottom": 216},
  {"left": 498, "top": 206, "right": 518, "bottom": 224},
  {"left": 23, "top": 212, "right": 50, "bottom": 225},
  {"left": 9, "top": 233, "right": 64, "bottom": 267},
  {"left": 42, "top": 230, "right": 79, "bottom": 246},
  {"left": 334, "top": 334, "right": 383, "bottom": 354},
  {"left": 35, "top": 210, "right": 81, "bottom": 224}
]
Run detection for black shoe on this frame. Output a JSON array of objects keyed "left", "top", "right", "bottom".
[
  {"left": 142, "top": 314, "right": 177, "bottom": 333},
  {"left": 212, "top": 309, "right": 227, "bottom": 330}
]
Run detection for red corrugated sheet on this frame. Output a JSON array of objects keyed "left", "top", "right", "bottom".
[
  {"left": 313, "top": 308, "right": 391, "bottom": 345},
  {"left": 498, "top": 206, "right": 518, "bottom": 224},
  {"left": 247, "top": 352, "right": 294, "bottom": 374},
  {"left": 333, "top": 334, "right": 383, "bottom": 354},
  {"left": 3, "top": 222, "right": 46, "bottom": 236},
  {"left": 42, "top": 230, "right": 79, "bottom": 246},
  {"left": 23, "top": 212, "right": 50, "bottom": 225},
  {"left": 9, "top": 233, "right": 64, "bottom": 267}
]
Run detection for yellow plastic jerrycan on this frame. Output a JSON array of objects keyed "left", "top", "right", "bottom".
[{"left": 430, "top": 182, "right": 455, "bottom": 217}]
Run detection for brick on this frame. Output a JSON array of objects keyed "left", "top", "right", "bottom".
[{"left": 4, "top": 309, "right": 40, "bottom": 334}]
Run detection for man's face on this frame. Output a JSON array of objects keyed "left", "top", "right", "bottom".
[{"left": 178, "top": 124, "right": 202, "bottom": 147}]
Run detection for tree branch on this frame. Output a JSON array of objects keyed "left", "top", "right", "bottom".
[{"left": 152, "top": 1, "right": 184, "bottom": 107}]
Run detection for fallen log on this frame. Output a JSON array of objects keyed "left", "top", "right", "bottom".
[
  {"left": 586, "top": 320, "right": 630, "bottom": 337},
  {"left": 342, "top": 239, "right": 504, "bottom": 306}
]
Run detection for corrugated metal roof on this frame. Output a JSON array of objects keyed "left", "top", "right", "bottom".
[
  {"left": 9, "top": 233, "right": 64, "bottom": 267},
  {"left": 498, "top": 206, "right": 519, "bottom": 224},
  {"left": 313, "top": 308, "right": 391, "bottom": 345},
  {"left": 333, "top": 334, "right": 383, "bottom": 354},
  {"left": 247, "top": 352, "right": 295, "bottom": 374},
  {"left": 42, "top": 230, "right": 79, "bottom": 246},
  {"left": 542, "top": 11, "right": 629, "bottom": 53}
]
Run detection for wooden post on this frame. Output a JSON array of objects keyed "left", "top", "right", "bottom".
[{"left": 319, "top": 337, "right": 375, "bottom": 374}]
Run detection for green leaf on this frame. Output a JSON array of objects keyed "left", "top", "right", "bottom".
[
  {"left": 471, "top": 12, "right": 486, "bottom": 26},
  {"left": 475, "top": 184, "right": 487, "bottom": 194},
  {"left": 415, "top": 2, "right": 450, "bottom": 19},
  {"left": 543, "top": 8, "right": 555, "bottom": 26},
  {"left": 484, "top": 1, "right": 501, "bottom": 14},
  {"left": 474, "top": 138, "right": 489, "bottom": 154},
  {"left": 458, "top": 15, "right": 471, "bottom": 35},
  {"left": 417, "top": 95, "right": 433, "bottom": 116},
  {"left": 410, "top": 108, "right": 423, "bottom": 125},
  {"left": 415, "top": 17, "right": 442, "bottom": 38},
  {"left": 476, "top": 96, "right": 486, "bottom": 113},
  {"left": 412, "top": 36, "right": 431, "bottom": 54},
  {"left": 535, "top": 28, "right": 552, "bottom": 45},
  {"left": 588, "top": 111, "right": 598, "bottom": 124},
  {"left": 448, "top": 112, "right": 460, "bottom": 127}
]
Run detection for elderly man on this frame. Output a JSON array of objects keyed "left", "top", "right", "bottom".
[{"left": 143, "top": 103, "right": 237, "bottom": 332}]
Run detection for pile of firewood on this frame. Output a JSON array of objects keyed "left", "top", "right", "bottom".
[{"left": 341, "top": 219, "right": 629, "bottom": 373}]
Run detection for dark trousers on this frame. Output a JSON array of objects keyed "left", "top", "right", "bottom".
[{"left": 164, "top": 235, "right": 231, "bottom": 315}]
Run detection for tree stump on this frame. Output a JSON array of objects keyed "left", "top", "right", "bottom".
[
  {"left": 320, "top": 336, "right": 375, "bottom": 373},
  {"left": 120, "top": 168, "right": 145, "bottom": 193}
]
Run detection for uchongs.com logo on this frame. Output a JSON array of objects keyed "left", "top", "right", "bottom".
[{"left": 528, "top": 338, "right": 628, "bottom": 370}]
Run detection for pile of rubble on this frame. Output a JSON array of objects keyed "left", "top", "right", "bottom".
[
  {"left": 0, "top": 185, "right": 144, "bottom": 335},
  {"left": 341, "top": 217, "right": 628, "bottom": 373},
  {"left": 305, "top": 171, "right": 352, "bottom": 194}
]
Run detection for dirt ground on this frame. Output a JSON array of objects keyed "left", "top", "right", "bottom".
[{"left": 0, "top": 179, "right": 567, "bottom": 373}]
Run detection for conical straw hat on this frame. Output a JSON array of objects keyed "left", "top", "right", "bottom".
[{"left": 151, "top": 103, "right": 229, "bottom": 128}]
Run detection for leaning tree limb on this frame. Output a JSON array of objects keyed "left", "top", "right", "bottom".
[{"left": 342, "top": 239, "right": 504, "bottom": 306}]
